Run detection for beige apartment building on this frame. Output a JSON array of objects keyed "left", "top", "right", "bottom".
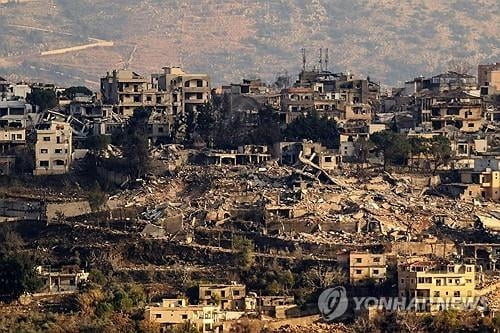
[
  {"left": 157, "top": 66, "right": 211, "bottom": 116},
  {"left": 398, "top": 262, "right": 476, "bottom": 312},
  {"left": 33, "top": 121, "right": 72, "bottom": 176},
  {"left": 338, "top": 251, "right": 387, "bottom": 284},
  {"left": 198, "top": 283, "right": 246, "bottom": 310},
  {"left": 145, "top": 298, "right": 221, "bottom": 333}
]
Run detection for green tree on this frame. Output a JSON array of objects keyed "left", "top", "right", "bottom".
[
  {"left": 408, "top": 136, "right": 429, "bottom": 171},
  {"left": 353, "top": 136, "right": 373, "bottom": 164},
  {"left": 61, "top": 86, "right": 93, "bottom": 100},
  {"left": 247, "top": 106, "right": 282, "bottom": 146},
  {"left": 284, "top": 112, "right": 340, "bottom": 148},
  {"left": 195, "top": 103, "right": 217, "bottom": 146},
  {"left": 232, "top": 236, "right": 254, "bottom": 270},
  {"left": 429, "top": 135, "right": 452, "bottom": 175},
  {"left": 123, "top": 108, "right": 151, "bottom": 178},
  {"left": 26, "top": 88, "right": 57, "bottom": 112},
  {"left": 0, "top": 254, "right": 43, "bottom": 301},
  {"left": 370, "top": 130, "right": 410, "bottom": 170},
  {"left": 87, "top": 135, "right": 111, "bottom": 157}
]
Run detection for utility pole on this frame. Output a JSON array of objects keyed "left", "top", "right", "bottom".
[
  {"left": 302, "top": 48, "right": 306, "bottom": 72},
  {"left": 325, "top": 48, "right": 329, "bottom": 72},
  {"left": 319, "top": 48, "right": 323, "bottom": 72}
]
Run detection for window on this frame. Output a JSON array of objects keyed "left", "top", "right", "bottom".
[
  {"left": 373, "top": 257, "right": 381, "bottom": 263},
  {"left": 54, "top": 160, "right": 65, "bottom": 166},
  {"left": 233, "top": 290, "right": 240, "bottom": 296},
  {"left": 55, "top": 149, "right": 62, "bottom": 154},
  {"left": 197, "top": 80, "right": 203, "bottom": 87},
  {"left": 181, "top": 314, "right": 188, "bottom": 320},
  {"left": 221, "top": 291, "right": 226, "bottom": 297},
  {"left": 355, "top": 258, "right": 362, "bottom": 263},
  {"left": 418, "top": 277, "right": 425, "bottom": 283},
  {"left": 425, "top": 277, "right": 432, "bottom": 283},
  {"left": 146, "top": 96, "right": 152, "bottom": 102},
  {"left": 16, "top": 134, "right": 22, "bottom": 140},
  {"left": 466, "top": 267, "right": 472, "bottom": 272},
  {"left": 454, "top": 291, "right": 460, "bottom": 297},
  {"left": 155, "top": 314, "right": 161, "bottom": 319},
  {"left": 205, "top": 291, "right": 211, "bottom": 297},
  {"left": 436, "top": 279, "right": 442, "bottom": 286},
  {"left": 324, "top": 156, "right": 332, "bottom": 163},
  {"left": 40, "top": 161, "right": 49, "bottom": 167},
  {"left": 40, "top": 149, "right": 48, "bottom": 154},
  {"left": 43, "top": 136, "right": 50, "bottom": 142},
  {"left": 196, "top": 93, "right": 203, "bottom": 100},
  {"left": 401, "top": 278, "right": 405, "bottom": 283},
  {"left": 455, "top": 279, "right": 460, "bottom": 285},
  {"left": 434, "top": 291, "right": 440, "bottom": 297},
  {"left": 355, "top": 269, "right": 362, "bottom": 275},
  {"left": 373, "top": 269, "right": 379, "bottom": 275},
  {"left": 468, "top": 123, "right": 474, "bottom": 127}
]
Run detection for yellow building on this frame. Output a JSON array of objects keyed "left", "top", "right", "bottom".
[
  {"left": 145, "top": 299, "right": 221, "bottom": 333},
  {"left": 398, "top": 262, "right": 476, "bottom": 312},
  {"left": 338, "top": 252, "right": 387, "bottom": 284}
]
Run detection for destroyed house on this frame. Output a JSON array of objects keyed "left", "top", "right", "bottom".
[
  {"left": 36, "top": 266, "right": 89, "bottom": 294},
  {"left": 459, "top": 243, "right": 500, "bottom": 271},
  {"left": 276, "top": 141, "right": 342, "bottom": 170},
  {"left": 423, "top": 72, "right": 477, "bottom": 93},
  {"left": 421, "top": 90, "right": 483, "bottom": 133},
  {"left": 199, "top": 283, "right": 246, "bottom": 311},
  {"left": 200, "top": 146, "right": 271, "bottom": 166},
  {"left": 459, "top": 169, "right": 500, "bottom": 201}
]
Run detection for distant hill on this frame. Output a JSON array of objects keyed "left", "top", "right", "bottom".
[{"left": 0, "top": 0, "right": 498, "bottom": 88}]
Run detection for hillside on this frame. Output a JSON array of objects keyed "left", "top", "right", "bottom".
[{"left": 0, "top": 0, "right": 498, "bottom": 88}]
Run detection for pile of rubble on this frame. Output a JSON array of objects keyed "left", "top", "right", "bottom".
[
  {"left": 270, "top": 322, "right": 349, "bottom": 333},
  {"left": 105, "top": 161, "right": 499, "bottom": 247}
]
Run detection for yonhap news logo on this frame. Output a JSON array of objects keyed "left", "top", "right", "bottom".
[
  {"left": 318, "top": 286, "right": 489, "bottom": 322},
  {"left": 317, "top": 286, "right": 349, "bottom": 321}
]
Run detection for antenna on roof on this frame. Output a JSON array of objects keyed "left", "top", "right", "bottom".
[
  {"left": 302, "top": 48, "right": 306, "bottom": 72},
  {"left": 325, "top": 48, "right": 329, "bottom": 72},
  {"left": 319, "top": 48, "right": 323, "bottom": 72}
]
